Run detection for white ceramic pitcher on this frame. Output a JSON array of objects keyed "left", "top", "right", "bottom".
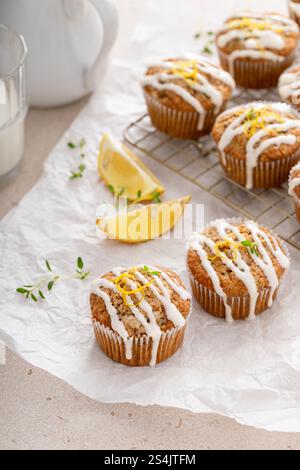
[{"left": 0, "top": 0, "right": 118, "bottom": 107}]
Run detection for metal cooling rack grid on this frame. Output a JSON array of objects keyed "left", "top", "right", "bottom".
[{"left": 123, "top": 86, "right": 300, "bottom": 251}]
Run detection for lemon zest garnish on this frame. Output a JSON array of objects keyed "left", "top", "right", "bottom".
[
  {"left": 227, "top": 17, "right": 283, "bottom": 34},
  {"left": 171, "top": 59, "right": 199, "bottom": 85},
  {"left": 208, "top": 239, "right": 239, "bottom": 261},
  {"left": 243, "top": 108, "right": 285, "bottom": 138},
  {"left": 112, "top": 268, "right": 156, "bottom": 307},
  {"left": 208, "top": 238, "right": 260, "bottom": 262}
]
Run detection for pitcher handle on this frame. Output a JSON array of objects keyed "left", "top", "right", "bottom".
[{"left": 85, "top": 0, "right": 118, "bottom": 90}]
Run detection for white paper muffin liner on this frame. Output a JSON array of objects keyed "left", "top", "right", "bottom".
[
  {"left": 220, "top": 151, "right": 300, "bottom": 189},
  {"left": 92, "top": 320, "right": 186, "bottom": 367},
  {"left": 186, "top": 217, "right": 290, "bottom": 322},
  {"left": 144, "top": 91, "right": 227, "bottom": 139},
  {"left": 218, "top": 49, "right": 296, "bottom": 89}
]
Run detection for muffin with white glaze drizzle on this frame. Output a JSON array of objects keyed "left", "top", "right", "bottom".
[
  {"left": 187, "top": 219, "right": 290, "bottom": 322},
  {"left": 141, "top": 54, "right": 235, "bottom": 139},
  {"left": 289, "top": 162, "right": 300, "bottom": 221},
  {"left": 212, "top": 101, "right": 300, "bottom": 189},
  {"left": 90, "top": 265, "right": 191, "bottom": 366},
  {"left": 289, "top": 1, "right": 300, "bottom": 27},
  {"left": 215, "top": 11, "right": 299, "bottom": 89},
  {"left": 279, "top": 65, "right": 300, "bottom": 109}
]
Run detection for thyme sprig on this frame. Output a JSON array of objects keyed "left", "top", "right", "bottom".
[
  {"left": 151, "top": 190, "right": 162, "bottom": 203},
  {"left": 68, "top": 138, "right": 87, "bottom": 180},
  {"left": 141, "top": 265, "right": 161, "bottom": 276},
  {"left": 240, "top": 240, "right": 259, "bottom": 257},
  {"left": 16, "top": 258, "right": 90, "bottom": 302}
]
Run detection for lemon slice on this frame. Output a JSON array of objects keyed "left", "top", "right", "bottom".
[
  {"left": 96, "top": 195, "right": 191, "bottom": 243},
  {"left": 98, "top": 133, "right": 164, "bottom": 202}
]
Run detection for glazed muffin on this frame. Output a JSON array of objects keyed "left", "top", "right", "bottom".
[
  {"left": 289, "top": 162, "right": 300, "bottom": 221},
  {"left": 141, "top": 54, "right": 235, "bottom": 139},
  {"left": 90, "top": 265, "right": 191, "bottom": 366},
  {"left": 187, "top": 219, "right": 290, "bottom": 322},
  {"left": 215, "top": 11, "right": 299, "bottom": 88},
  {"left": 289, "top": 1, "right": 300, "bottom": 27},
  {"left": 279, "top": 65, "right": 300, "bottom": 109},
  {"left": 212, "top": 101, "right": 300, "bottom": 189}
]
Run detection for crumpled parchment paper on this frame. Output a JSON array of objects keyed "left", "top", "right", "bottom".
[{"left": 1, "top": 0, "right": 300, "bottom": 432}]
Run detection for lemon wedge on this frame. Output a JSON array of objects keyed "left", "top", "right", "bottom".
[
  {"left": 96, "top": 195, "right": 191, "bottom": 243},
  {"left": 98, "top": 133, "right": 164, "bottom": 202}
]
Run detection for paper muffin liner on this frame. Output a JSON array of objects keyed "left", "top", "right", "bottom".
[
  {"left": 186, "top": 217, "right": 290, "bottom": 321},
  {"left": 92, "top": 320, "right": 186, "bottom": 367},
  {"left": 219, "top": 150, "right": 300, "bottom": 189},
  {"left": 144, "top": 90, "right": 227, "bottom": 140},
  {"left": 218, "top": 49, "right": 295, "bottom": 89}
]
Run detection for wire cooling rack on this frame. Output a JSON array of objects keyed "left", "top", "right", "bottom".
[{"left": 123, "top": 85, "right": 300, "bottom": 251}]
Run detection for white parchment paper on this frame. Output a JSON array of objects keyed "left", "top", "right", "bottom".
[{"left": 1, "top": 0, "right": 300, "bottom": 432}]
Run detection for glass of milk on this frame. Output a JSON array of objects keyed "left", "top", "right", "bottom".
[{"left": 0, "top": 24, "right": 27, "bottom": 179}]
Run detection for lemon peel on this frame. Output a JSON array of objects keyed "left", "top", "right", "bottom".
[{"left": 112, "top": 268, "right": 157, "bottom": 307}]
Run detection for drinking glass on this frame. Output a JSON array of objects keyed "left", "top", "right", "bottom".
[{"left": 0, "top": 24, "right": 27, "bottom": 179}]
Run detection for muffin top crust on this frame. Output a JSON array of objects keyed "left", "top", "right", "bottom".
[
  {"left": 141, "top": 54, "right": 235, "bottom": 117},
  {"left": 90, "top": 265, "right": 191, "bottom": 364},
  {"left": 216, "top": 11, "right": 299, "bottom": 57},
  {"left": 188, "top": 219, "right": 290, "bottom": 322},
  {"left": 279, "top": 65, "right": 300, "bottom": 107},
  {"left": 289, "top": 161, "right": 300, "bottom": 200},
  {"left": 212, "top": 102, "right": 300, "bottom": 189}
]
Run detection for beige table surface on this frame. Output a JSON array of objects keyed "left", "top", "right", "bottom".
[{"left": 1, "top": 0, "right": 300, "bottom": 450}]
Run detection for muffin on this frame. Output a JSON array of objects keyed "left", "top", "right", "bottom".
[
  {"left": 289, "top": 162, "right": 300, "bottom": 221},
  {"left": 289, "top": 1, "right": 300, "bottom": 27},
  {"left": 141, "top": 54, "right": 235, "bottom": 139},
  {"left": 279, "top": 65, "right": 300, "bottom": 109},
  {"left": 215, "top": 11, "right": 299, "bottom": 89},
  {"left": 212, "top": 101, "right": 300, "bottom": 189},
  {"left": 90, "top": 265, "right": 191, "bottom": 366},
  {"left": 187, "top": 219, "right": 290, "bottom": 322}
]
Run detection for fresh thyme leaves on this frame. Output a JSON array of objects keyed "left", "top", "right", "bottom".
[
  {"left": 108, "top": 184, "right": 115, "bottom": 195},
  {"left": 45, "top": 259, "right": 52, "bottom": 272},
  {"left": 240, "top": 240, "right": 259, "bottom": 257},
  {"left": 202, "top": 45, "right": 213, "bottom": 55},
  {"left": 70, "top": 162, "right": 86, "bottom": 180},
  {"left": 67, "top": 138, "right": 86, "bottom": 150},
  {"left": 16, "top": 257, "right": 90, "bottom": 302},
  {"left": 68, "top": 138, "right": 87, "bottom": 180},
  {"left": 142, "top": 265, "right": 161, "bottom": 276},
  {"left": 195, "top": 30, "right": 215, "bottom": 54},
  {"left": 151, "top": 190, "right": 162, "bottom": 203}
]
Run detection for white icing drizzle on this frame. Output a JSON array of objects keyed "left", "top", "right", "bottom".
[
  {"left": 141, "top": 54, "right": 234, "bottom": 130},
  {"left": 217, "top": 102, "right": 300, "bottom": 189},
  {"left": 189, "top": 219, "right": 290, "bottom": 322},
  {"left": 91, "top": 266, "right": 190, "bottom": 365},
  {"left": 289, "top": 161, "right": 300, "bottom": 200},
  {"left": 91, "top": 278, "right": 133, "bottom": 360},
  {"left": 290, "top": 1, "right": 300, "bottom": 17},
  {"left": 279, "top": 67, "right": 300, "bottom": 103},
  {"left": 217, "top": 11, "right": 298, "bottom": 75}
]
